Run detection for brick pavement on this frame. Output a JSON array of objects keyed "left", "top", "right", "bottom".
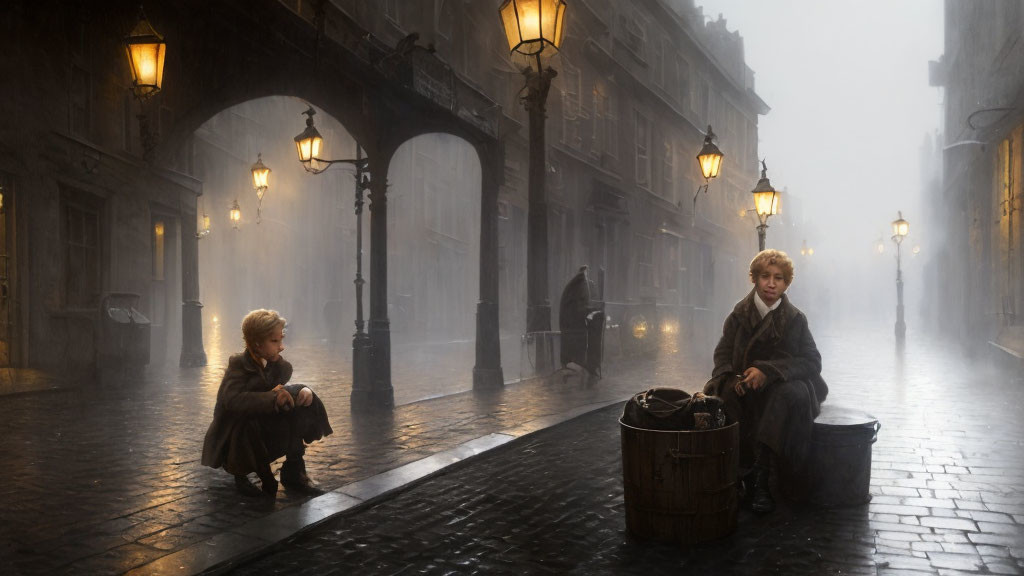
[
  {"left": 0, "top": 323, "right": 700, "bottom": 575},
  {"left": 228, "top": 327, "right": 1024, "bottom": 576}
]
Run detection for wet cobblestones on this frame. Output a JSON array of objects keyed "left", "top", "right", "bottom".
[
  {"left": 230, "top": 328, "right": 1024, "bottom": 575},
  {"left": 0, "top": 327, "right": 697, "bottom": 575}
]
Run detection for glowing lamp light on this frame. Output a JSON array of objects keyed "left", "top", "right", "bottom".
[
  {"left": 124, "top": 7, "right": 166, "bottom": 101},
  {"left": 808, "top": 248, "right": 814, "bottom": 256},
  {"left": 294, "top": 107, "right": 324, "bottom": 173},
  {"left": 875, "top": 239, "right": 885, "bottom": 254},
  {"left": 751, "top": 161, "right": 779, "bottom": 217},
  {"left": 230, "top": 199, "right": 241, "bottom": 229},
  {"left": 0, "top": 184, "right": 5, "bottom": 213},
  {"left": 631, "top": 316, "right": 649, "bottom": 340},
  {"left": 696, "top": 125, "right": 724, "bottom": 180},
  {"left": 912, "top": 245, "right": 921, "bottom": 256},
  {"left": 499, "top": 0, "right": 567, "bottom": 56},
  {"left": 891, "top": 211, "right": 909, "bottom": 244},
  {"left": 212, "top": 315, "right": 219, "bottom": 324},
  {"left": 660, "top": 319, "right": 679, "bottom": 336},
  {"left": 251, "top": 153, "right": 270, "bottom": 201},
  {"left": 154, "top": 221, "right": 164, "bottom": 236}
]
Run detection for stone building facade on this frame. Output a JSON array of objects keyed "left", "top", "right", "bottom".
[
  {"left": 932, "top": 0, "right": 1024, "bottom": 355},
  {"left": 0, "top": 0, "right": 766, "bottom": 389}
]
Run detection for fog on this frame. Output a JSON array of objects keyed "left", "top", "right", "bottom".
[
  {"left": 695, "top": 0, "right": 944, "bottom": 332},
  {"left": 193, "top": 97, "right": 487, "bottom": 402}
]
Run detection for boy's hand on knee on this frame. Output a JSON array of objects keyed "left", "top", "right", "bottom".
[
  {"left": 297, "top": 387, "right": 313, "bottom": 407},
  {"left": 272, "top": 385, "right": 294, "bottom": 412}
]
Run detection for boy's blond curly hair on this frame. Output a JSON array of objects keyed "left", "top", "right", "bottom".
[
  {"left": 241, "top": 309, "right": 287, "bottom": 350},
  {"left": 749, "top": 249, "right": 795, "bottom": 285}
]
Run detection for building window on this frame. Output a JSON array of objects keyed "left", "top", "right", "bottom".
[
  {"left": 69, "top": 64, "right": 91, "bottom": 139},
  {"left": 153, "top": 220, "right": 165, "bottom": 280},
  {"left": 661, "top": 138, "right": 675, "bottom": 201},
  {"left": 591, "top": 85, "right": 618, "bottom": 159},
  {"left": 436, "top": 0, "right": 453, "bottom": 40},
  {"left": 62, "top": 196, "right": 101, "bottom": 308},
  {"left": 653, "top": 39, "right": 665, "bottom": 87},
  {"left": 621, "top": 11, "right": 646, "bottom": 60},
  {"left": 561, "top": 59, "right": 584, "bottom": 148},
  {"left": 676, "top": 59, "right": 690, "bottom": 109},
  {"left": 636, "top": 234, "right": 654, "bottom": 289},
  {"left": 634, "top": 110, "right": 650, "bottom": 187}
]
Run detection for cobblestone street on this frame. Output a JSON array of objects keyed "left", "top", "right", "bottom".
[
  {"left": 230, "top": 327, "right": 1024, "bottom": 576},
  {"left": 0, "top": 322, "right": 702, "bottom": 575}
]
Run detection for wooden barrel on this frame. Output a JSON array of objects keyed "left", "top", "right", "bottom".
[
  {"left": 619, "top": 420, "right": 739, "bottom": 545},
  {"left": 801, "top": 404, "right": 880, "bottom": 507}
]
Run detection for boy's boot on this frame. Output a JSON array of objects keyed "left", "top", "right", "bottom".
[
  {"left": 281, "top": 457, "right": 322, "bottom": 494},
  {"left": 256, "top": 463, "right": 278, "bottom": 498},
  {"left": 234, "top": 474, "right": 263, "bottom": 498},
  {"left": 750, "top": 444, "right": 775, "bottom": 514}
]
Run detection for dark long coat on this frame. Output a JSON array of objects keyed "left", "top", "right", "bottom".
[
  {"left": 703, "top": 290, "right": 828, "bottom": 471},
  {"left": 201, "top": 352, "right": 332, "bottom": 476},
  {"left": 559, "top": 269, "right": 592, "bottom": 368}
]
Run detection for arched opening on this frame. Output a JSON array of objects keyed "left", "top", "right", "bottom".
[
  {"left": 189, "top": 96, "right": 360, "bottom": 365},
  {"left": 387, "top": 134, "right": 481, "bottom": 401}
]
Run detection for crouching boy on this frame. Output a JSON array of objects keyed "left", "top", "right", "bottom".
[{"left": 201, "top": 309, "right": 333, "bottom": 497}]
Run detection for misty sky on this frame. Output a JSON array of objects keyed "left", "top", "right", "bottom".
[{"left": 696, "top": 0, "right": 944, "bottom": 259}]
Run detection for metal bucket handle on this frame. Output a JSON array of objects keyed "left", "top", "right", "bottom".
[{"left": 872, "top": 421, "right": 881, "bottom": 443}]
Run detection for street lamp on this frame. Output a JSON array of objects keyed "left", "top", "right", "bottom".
[
  {"left": 293, "top": 107, "right": 380, "bottom": 405},
  {"left": 499, "top": 0, "right": 567, "bottom": 370},
  {"left": 229, "top": 198, "right": 241, "bottom": 230},
  {"left": 875, "top": 238, "right": 885, "bottom": 254},
  {"left": 751, "top": 160, "right": 780, "bottom": 251},
  {"left": 891, "top": 211, "right": 909, "bottom": 339},
  {"left": 693, "top": 125, "right": 724, "bottom": 224},
  {"left": 124, "top": 6, "right": 166, "bottom": 160},
  {"left": 251, "top": 153, "right": 271, "bottom": 224},
  {"left": 912, "top": 245, "right": 921, "bottom": 256}
]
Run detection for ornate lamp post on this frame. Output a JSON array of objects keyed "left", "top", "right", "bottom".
[
  {"left": 751, "top": 160, "right": 780, "bottom": 251},
  {"left": 693, "top": 125, "right": 724, "bottom": 224},
  {"left": 251, "top": 154, "right": 271, "bottom": 224},
  {"left": 294, "top": 107, "right": 387, "bottom": 407},
  {"left": 124, "top": 7, "right": 166, "bottom": 160},
  {"left": 500, "top": 0, "right": 566, "bottom": 371},
  {"left": 891, "top": 211, "right": 909, "bottom": 339}
]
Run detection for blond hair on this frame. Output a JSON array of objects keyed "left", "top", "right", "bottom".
[
  {"left": 241, "top": 309, "right": 287, "bottom": 350},
  {"left": 749, "top": 249, "right": 795, "bottom": 285}
]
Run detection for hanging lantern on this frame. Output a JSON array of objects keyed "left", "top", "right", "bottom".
[
  {"left": 124, "top": 7, "right": 166, "bottom": 101},
  {"left": 251, "top": 153, "right": 270, "bottom": 201},
  {"left": 696, "top": 125, "right": 724, "bottom": 180},
  {"left": 230, "top": 198, "right": 241, "bottom": 229},
  {"left": 499, "top": 0, "right": 567, "bottom": 56},
  {"left": 294, "top": 107, "right": 324, "bottom": 173}
]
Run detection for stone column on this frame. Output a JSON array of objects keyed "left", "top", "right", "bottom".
[
  {"left": 180, "top": 194, "right": 206, "bottom": 367},
  {"left": 473, "top": 142, "right": 503, "bottom": 389}
]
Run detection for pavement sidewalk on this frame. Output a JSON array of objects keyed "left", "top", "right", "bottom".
[{"left": 0, "top": 332, "right": 702, "bottom": 576}]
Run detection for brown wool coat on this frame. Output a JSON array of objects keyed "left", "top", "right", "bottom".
[
  {"left": 201, "top": 352, "right": 332, "bottom": 475},
  {"left": 704, "top": 290, "right": 828, "bottom": 410}
]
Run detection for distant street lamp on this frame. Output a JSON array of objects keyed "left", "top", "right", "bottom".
[
  {"left": 912, "top": 245, "right": 921, "bottom": 256},
  {"left": 875, "top": 238, "right": 885, "bottom": 254},
  {"left": 800, "top": 239, "right": 814, "bottom": 257},
  {"left": 693, "top": 125, "right": 724, "bottom": 224},
  {"left": 251, "top": 153, "right": 271, "bottom": 224},
  {"left": 499, "top": 0, "right": 567, "bottom": 370},
  {"left": 229, "top": 198, "right": 241, "bottom": 230},
  {"left": 124, "top": 6, "right": 166, "bottom": 160},
  {"left": 293, "top": 107, "right": 381, "bottom": 405},
  {"left": 891, "top": 211, "right": 909, "bottom": 340},
  {"left": 751, "top": 160, "right": 780, "bottom": 251}
]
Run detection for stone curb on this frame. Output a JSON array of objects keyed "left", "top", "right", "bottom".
[{"left": 125, "top": 396, "right": 629, "bottom": 576}]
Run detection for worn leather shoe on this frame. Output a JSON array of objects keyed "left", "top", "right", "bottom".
[
  {"left": 234, "top": 475, "right": 263, "bottom": 498},
  {"left": 259, "top": 475, "right": 279, "bottom": 498},
  {"left": 281, "top": 459, "right": 323, "bottom": 494},
  {"left": 750, "top": 467, "right": 775, "bottom": 513}
]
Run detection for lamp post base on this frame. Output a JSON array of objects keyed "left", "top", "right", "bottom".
[{"left": 351, "top": 332, "right": 391, "bottom": 409}]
